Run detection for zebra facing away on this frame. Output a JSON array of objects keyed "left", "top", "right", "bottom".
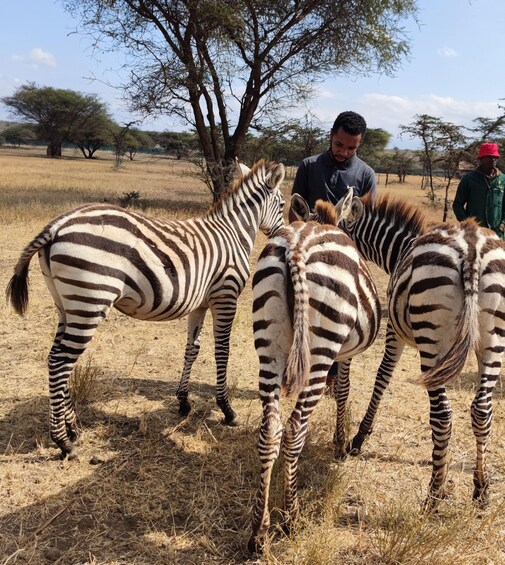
[
  {"left": 6, "top": 160, "right": 286, "bottom": 459},
  {"left": 335, "top": 192, "right": 505, "bottom": 509},
  {"left": 248, "top": 194, "right": 381, "bottom": 553}
]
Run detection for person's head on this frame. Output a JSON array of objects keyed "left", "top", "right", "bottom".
[
  {"left": 330, "top": 111, "right": 367, "bottom": 163},
  {"left": 477, "top": 142, "right": 500, "bottom": 175}
]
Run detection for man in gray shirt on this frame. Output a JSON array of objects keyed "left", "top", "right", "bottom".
[
  {"left": 289, "top": 111, "right": 376, "bottom": 221},
  {"left": 289, "top": 110, "right": 377, "bottom": 390}
]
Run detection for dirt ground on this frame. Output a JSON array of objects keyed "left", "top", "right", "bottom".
[{"left": 1, "top": 148, "right": 505, "bottom": 564}]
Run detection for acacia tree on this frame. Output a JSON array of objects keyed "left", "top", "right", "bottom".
[
  {"left": 61, "top": 0, "right": 418, "bottom": 198},
  {"left": 1, "top": 124, "right": 37, "bottom": 147},
  {"left": 71, "top": 113, "right": 116, "bottom": 158},
  {"left": 2, "top": 83, "right": 110, "bottom": 157},
  {"left": 357, "top": 128, "right": 392, "bottom": 170},
  {"left": 400, "top": 114, "right": 469, "bottom": 220}
]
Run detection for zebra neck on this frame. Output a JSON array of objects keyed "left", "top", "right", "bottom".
[
  {"left": 355, "top": 224, "right": 418, "bottom": 276},
  {"left": 208, "top": 192, "right": 260, "bottom": 253}
]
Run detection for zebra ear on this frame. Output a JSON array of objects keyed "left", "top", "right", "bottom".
[
  {"left": 335, "top": 187, "right": 354, "bottom": 219},
  {"left": 336, "top": 191, "right": 363, "bottom": 225},
  {"left": 265, "top": 163, "right": 285, "bottom": 190},
  {"left": 235, "top": 157, "right": 250, "bottom": 177},
  {"left": 290, "top": 194, "right": 311, "bottom": 221}
]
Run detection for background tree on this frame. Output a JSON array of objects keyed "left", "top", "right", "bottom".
[
  {"left": 155, "top": 131, "right": 200, "bottom": 160},
  {"left": 61, "top": 0, "right": 418, "bottom": 199},
  {"left": 401, "top": 114, "right": 469, "bottom": 219},
  {"left": 469, "top": 110, "right": 505, "bottom": 170},
  {"left": 123, "top": 129, "right": 155, "bottom": 161},
  {"left": 1, "top": 123, "right": 37, "bottom": 147},
  {"left": 358, "top": 128, "right": 392, "bottom": 170},
  {"left": 71, "top": 113, "right": 116, "bottom": 158},
  {"left": 2, "top": 83, "right": 111, "bottom": 157}
]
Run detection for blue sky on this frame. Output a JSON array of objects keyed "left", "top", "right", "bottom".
[{"left": 1, "top": 0, "right": 504, "bottom": 149}]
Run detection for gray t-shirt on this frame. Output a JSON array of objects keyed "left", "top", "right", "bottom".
[{"left": 292, "top": 150, "right": 376, "bottom": 207}]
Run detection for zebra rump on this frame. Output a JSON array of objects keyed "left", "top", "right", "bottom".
[
  {"left": 249, "top": 201, "right": 380, "bottom": 553},
  {"left": 336, "top": 191, "right": 505, "bottom": 509}
]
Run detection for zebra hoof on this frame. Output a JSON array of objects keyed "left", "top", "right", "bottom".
[
  {"left": 178, "top": 399, "right": 191, "bottom": 417},
  {"left": 247, "top": 535, "right": 264, "bottom": 555},
  {"left": 58, "top": 446, "right": 78, "bottom": 461},
  {"left": 472, "top": 486, "right": 489, "bottom": 509},
  {"left": 222, "top": 411, "right": 239, "bottom": 427},
  {"left": 66, "top": 425, "right": 80, "bottom": 443},
  {"left": 348, "top": 446, "right": 361, "bottom": 457},
  {"left": 334, "top": 449, "right": 348, "bottom": 462}
]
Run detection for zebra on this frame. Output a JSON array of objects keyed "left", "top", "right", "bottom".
[
  {"left": 248, "top": 194, "right": 381, "bottom": 553},
  {"left": 6, "top": 160, "right": 286, "bottom": 458},
  {"left": 335, "top": 192, "right": 505, "bottom": 509}
]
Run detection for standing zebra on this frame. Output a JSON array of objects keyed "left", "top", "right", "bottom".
[
  {"left": 248, "top": 195, "right": 381, "bottom": 553},
  {"left": 6, "top": 160, "right": 286, "bottom": 458},
  {"left": 336, "top": 192, "right": 505, "bottom": 509}
]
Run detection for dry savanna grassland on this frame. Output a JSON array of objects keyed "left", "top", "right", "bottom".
[{"left": 1, "top": 146, "right": 505, "bottom": 565}]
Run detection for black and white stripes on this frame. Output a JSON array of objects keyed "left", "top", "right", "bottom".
[
  {"left": 248, "top": 199, "right": 380, "bottom": 552},
  {"left": 7, "top": 160, "right": 286, "bottom": 457},
  {"left": 337, "top": 192, "right": 505, "bottom": 509}
]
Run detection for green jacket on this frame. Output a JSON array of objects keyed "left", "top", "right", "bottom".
[{"left": 453, "top": 169, "right": 505, "bottom": 238}]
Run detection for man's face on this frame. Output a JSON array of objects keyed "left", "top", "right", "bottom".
[
  {"left": 330, "top": 127, "right": 362, "bottom": 162},
  {"left": 479, "top": 155, "right": 498, "bottom": 175}
]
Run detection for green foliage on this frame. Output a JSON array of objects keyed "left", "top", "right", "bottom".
[
  {"left": 156, "top": 131, "right": 201, "bottom": 160},
  {"left": 71, "top": 113, "right": 116, "bottom": 158},
  {"left": 2, "top": 83, "right": 110, "bottom": 157},
  {"left": 359, "top": 128, "right": 392, "bottom": 169},
  {"left": 1, "top": 123, "right": 37, "bottom": 147},
  {"left": 400, "top": 114, "right": 471, "bottom": 218},
  {"left": 122, "top": 128, "right": 155, "bottom": 161}
]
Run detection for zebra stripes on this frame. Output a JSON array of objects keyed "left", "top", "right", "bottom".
[
  {"left": 248, "top": 198, "right": 380, "bottom": 553},
  {"left": 6, "top": 160, "right": 286, "bottom": 458},
  {"left": 336, "top": 192, "right": 505, "bottom": 509}
]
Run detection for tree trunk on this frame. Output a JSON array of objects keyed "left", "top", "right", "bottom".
[{"left": 46, "top": 143, "right": 62, "bottom": 157}]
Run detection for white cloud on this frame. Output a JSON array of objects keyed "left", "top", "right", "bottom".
[
  {"left": 305, "top": 90, "right": 503, "bottom": 149},
  {"left": 29, "top": 48, "right": 56, "bottom": 67},
  {"left": 9, "top": 48, "right": 56, "bottom": 68},
  {"left": 437, "top": 46, "right": 458, "bottom": 58}
]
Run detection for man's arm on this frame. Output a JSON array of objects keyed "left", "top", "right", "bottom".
[{"left": 452, "top": 176, "right": 470, "bottom": 221}]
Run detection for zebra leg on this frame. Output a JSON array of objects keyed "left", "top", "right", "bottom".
[
  {"left": 48, "top": 312, "right": 104, "bottom": 459},
  {"left": 211, "top": 300, "right": 238, "bottom": 426},
  {"left": 333, "top": 359, "right": 351, "bottom": 460},
  {"left": 422, "top": 386, "right": 452, "bottom": 512},
  {"left": 176, "top": 307, "right": 207, "bottom": 417},
  {"left": 282, "top": 382, "right": 326, "bottom": 531},
  {"left": 248, "top": 400, "right": 283, "bottom": 554},
  {"left": 471, "top": 356, "right": 500, "bottom": 506},
  {"left": 49, "top": 312, "right": 79, "bottom": 442},
  {"left": 349, "top": 325, "right": 405, "bottom": 455}
]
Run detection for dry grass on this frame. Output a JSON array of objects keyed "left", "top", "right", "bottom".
[{"left": 1, "top": 146, "right": 505, "bottom": 564}]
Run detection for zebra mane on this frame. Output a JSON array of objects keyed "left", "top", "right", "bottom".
[
  {"left": 313, "top": 199, "right": 338, "bottom": 225},
  {"left": 362, "top": 192, "right": 427, "bottom": 235},
  {"left": 206, "top": 159, "right": 277, "bottom": 216}
]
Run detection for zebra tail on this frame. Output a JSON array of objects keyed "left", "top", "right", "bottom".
[
  {"left": 418, "top": 251, "right": 480, "bottom": 389},
  {"left": 6, "top": 229, "right": 53, "bottom": 316},
  {"left": 283, "top": 247, "right": 311, "bottom": 396}
]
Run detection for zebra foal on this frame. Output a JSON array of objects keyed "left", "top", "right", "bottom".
[
  {"left": 7, "top": 160, "right": 286, "bottom": 458},
  {"left": 248, "top": 195, "right": 380, "bottom": 553},
  {"left": 336, "top": 192, "right": 505, "bottom": 509}
]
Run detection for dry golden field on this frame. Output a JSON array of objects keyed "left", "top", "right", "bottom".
[{"left": 1, "top": 146, "right": 505, "bottom": 565}]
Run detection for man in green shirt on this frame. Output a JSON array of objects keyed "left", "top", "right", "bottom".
[{"left": 453, "top": 142, "right": 505, "bottom": 238}]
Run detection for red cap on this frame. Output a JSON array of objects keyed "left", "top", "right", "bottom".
[{"left": 477, "top": 142, "right": 500, "bottom": 159}]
